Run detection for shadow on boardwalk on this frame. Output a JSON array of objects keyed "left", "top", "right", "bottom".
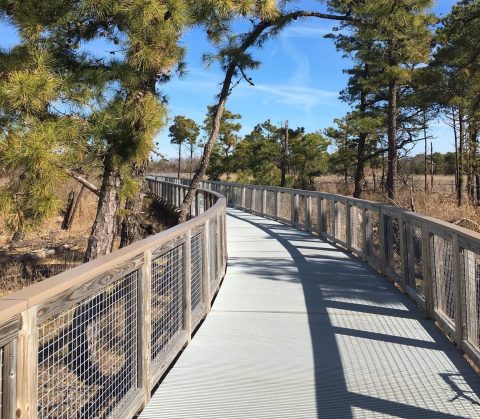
[{"left": 228, "top": 211, "right": 480, "bottom": 419}]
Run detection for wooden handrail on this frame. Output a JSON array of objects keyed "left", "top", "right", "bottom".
[{"left": 0, "top": 178, "right": 228, "bottom": 418}]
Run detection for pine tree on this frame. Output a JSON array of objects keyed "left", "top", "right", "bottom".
[
  {"left": 169, "top": 115, "right": 200, "bottom": 178},
  {"left": 328, "top": 0, "right": 435, "bottom": 200}
]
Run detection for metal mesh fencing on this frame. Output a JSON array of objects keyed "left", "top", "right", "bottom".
[
  {"left": 387, "top": 217, "right": 402, "bottom": 278},
  {"left": 191, "top": 233, "right": 204, "bottom": 321},
  {"left": 38, "top": 271, "right": 139, "bottom": 419},
  {"left": 366, "top": 209, "right": 381, "bottom": 265},
  {"left": 297, "top": 195, "right": 306, "bottom": 226},
  {"left": 278, "top": 192, "right": 291, "bottom": 221},
  {"left": 324, "top": 199, "right": 334, "bottom": 237},
  {"left": 244, "top": 188, "right": 252, "bottom": 210},
  {"left": 407, "top": 225, "right": 425, "bottom": 296},
  {"left": 253, "top": 190, "right": 262, "bottom": 213},
  {"left": 432, "top": 235, "right": 455, "bottom": 321},
  {"left": 151, "top": 246, "right": 184, "bottom": 366},
  {"left": 265, "top": 190, "right": 275, "bottom": 217},
  {"left": 335, "top": 201, "right": 347, "bottom": 243},
  {"left": 209, "top": 221, "right": 218, "bottom": 294},
  {"left": 310, "top": 196, "right": 320, "bottom": 231},
  {"left": 350, "top": 205, "right": 364, "bottom": 252},
  {"left": 463, "top": 248, "right": 480, "bottom": 351}
]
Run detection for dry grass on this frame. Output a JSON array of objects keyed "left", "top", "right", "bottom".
[{"left": 314, "top": 174, "right": 480, "bottom": 233}]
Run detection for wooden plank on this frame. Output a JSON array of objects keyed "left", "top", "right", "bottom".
[
  {"left": 422, "top": 224, "right": 435, "bottom": 318},
  {"left": 452, "top": 234, "right": 464, "bottom": 349},
  {"left": 139, "top": 249, "right": 152, "bottom": 407},
  {"left": 36, "top": 253, "right": 144, "bottom": 321},
  {"left": 3, "top": 339, "right": 17, "bottom": 419},
  {"left": 0, "top": 315, "right": 22, "bottom": 348},
  {"left": 16, "top": 308, "right": 37, "bottom": 419}
]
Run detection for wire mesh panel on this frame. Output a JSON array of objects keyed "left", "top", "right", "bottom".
[
  {"left": 386, "top": 216, "right": 402, "bottom": 278},
  {"left": 278, "top": 191, "right": 291, "bottom": 222},
  {"left": 151, "top": 246, "right": 184, "bottom": 367},
  {"left": 366, "top": 208, "right": 381, "bottom": 265},
  {"left": 265, "top": 190, "right": 275, "bottom": 217},
  {"left": 350, "top": 205, "right": 364, "bottom": 253},
  {"left": 324, "top": 199, "right": 334, "bottom": 237},
  {"left": 209, "top": 221, "right": 218, "bottom": 294},
  {"left": 310, "top": 196, "right": 320, "bottom": 231},
  {"left": 432, "top": 235, "right": 455, "bottom": 321},
  {"left": 252, "top": 190, "right": 262, "bottom": 213},
  {"left": 38, "top": 271, "right": 139, "bottom": 419},
  {"left": 463, "top": 248, "right": 480, "bottom": 351},
  {"left": 335, "top": 201, "right": 347, "bottom": 243},
  {"left": 191, "top": 233, "right": 204, "bottom": 326},
  {"left": 244, "top": 188, "right": 252, "bottom": 210},
  {"left": 407, "top": 225, "right": 425, "bottom": 296},
  {"left": 298, "top": 195, "right": 306, "bottom": 227}
]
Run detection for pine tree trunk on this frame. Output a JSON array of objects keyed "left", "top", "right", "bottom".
[
  {"left": 67, "top": 185, "right": 85, "bottom": 230},
  {"left": 62, "top": 191, "right": 75, "bottom": 230},
  {"left": 281, "top": 120, "right": 289, "bottom": 187},
  {"left": 458, "top": 108, "right": 464, "bottom": 206},
  {"left": 353, "top": 133, "right": 367, "bottom": 198},
  {"left": 386, "top": 78, "right": 398, "bottom": 200},
  {"left": 84, "top": 161, "right": 121, "bottom": 262},
  {"left": 120, "top": 163, "right": 146, "bottom": 248},
  {"left": 177, "top": 145, "right": 181, "bottom": 178}
]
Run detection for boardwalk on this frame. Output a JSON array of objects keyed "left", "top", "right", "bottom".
[{"left": 140, "top": 208, "right": 480, "bottom": 418}]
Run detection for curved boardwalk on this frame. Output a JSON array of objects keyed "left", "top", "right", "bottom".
[{"left": 140, "top": 209, "right": 480, "bottom": 418}]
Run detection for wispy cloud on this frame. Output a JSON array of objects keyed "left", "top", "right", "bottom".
[
  {"left": 282, "top": 24, "right": 333, "bottom": 39},
  {"left": 281, "top": 35, "right": 310, "bottom": 86},
  {"left": 245, "top": 83, "right": 338, "bottom": 111}
]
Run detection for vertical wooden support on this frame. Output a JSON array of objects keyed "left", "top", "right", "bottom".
[
  {"left": 422, "top": 224, "right": 434, "bottom": 318},
  {"left": 195, "top": 192, "right": 199, "bottom": 217},
  {"left": 202, "top": 220, "right": 212, "bottom": 312},
  {"left": 16, "top": 308, "right": 37, "bottom": 419},
  {"left": 361, "top": 206, "right": 368, "bottom": 261},
  {"left": 332, "top": 199, "right": 337, "bottom": 239},
  {"left": 452, "top": 234, "right": 464, "bottom": 349},
  {"left": 139, "top": 249, "right": 152, "bottom": 406},
  {"left": 378, "top": 209, "right": 387, "bottom": 275},
  {"left": 241, "top": 187, "right": 246, "bottom": 209},
  {"left": 290, "top": 193, "right": 296, "bottom": 226},
  {"left": 183, "top": 232, "right": 192, "bottom": 341},
  {"left": 275, "top": 190, "right": 280, "bottom": 220},
  {"left": 3, "top": 339, "right": 17, "bottom": 418},
  {"left": 251, "top": 188, "right": 256, "bottom": 213},
  {"left": 306, "top": 195, "right": 312, "bottom": 231},
  {"left": 261, "top": 189, "right": 266, "bottom": 216},
  {"left": 405, "top": 224, "right": 415, "bottom": 288},
  {"left": 345, "top": 200, "right": 352, "bottom": 251},
  {"left": 398, "top": 217, "right": 407, "bottom": 290},
  {"left": 318, "top": 196, "right": 324, "bottom": 235}
]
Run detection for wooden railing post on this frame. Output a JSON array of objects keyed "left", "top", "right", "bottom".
[
  {"left": 332, "top": 199, "right": 337, "bottom": 239},
  {"left": 318, "top": 196, "right": 324, "bottom": 235},
  {"left": 361, "top": 206, "right": 368, "bottom": 261},
  {"left": 16, "top": 308, "right": 37, "bottom": 419},
  {"left": 398, "top": 217, "right": 407, "bottom": 290},
  {"left": 346, "top": 200, "right": 352, "bottom": 251},
  {"left": 305, "top": 195, "right": 311, "bottom": 231},
  {"left": 379, "top": 208, "right": 387, "bottom": 275},
  {"left": 290, "top": 192, "right": 296, "bottom": 226},
  {"left": 241, "top": 187, "right": 246, "bottom": 209},
  {"left": 452, "top": 234, "right": 464, "bottom": 349},
  {"left": 139, "top": 249, "right": 152, "bottom": 406},
  {"left": 422, "top": 224, "right": 434, "bottom": 318},
  {"left": 274, "top": 190, "right": 280, "bottom": 220},
  {"left": 215, "top": 212, "right": 222, "bottom": 289},
  {"left": 261, "top": 189, "right": 266, "bottom": 216},
  {"left": 183, "top": 232, "right": 192, "bottom": 341},
  {"left": 251, "top": 188, "right": 256, "bottom": 213}
]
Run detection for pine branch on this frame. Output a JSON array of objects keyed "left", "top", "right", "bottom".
[{"left": 65, "top": 169, "right": 100, "bottom": 196}]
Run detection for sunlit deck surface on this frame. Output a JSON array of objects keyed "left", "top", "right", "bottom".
[{"left": 140, "top": 208, "right": 480, "bottom": 418}]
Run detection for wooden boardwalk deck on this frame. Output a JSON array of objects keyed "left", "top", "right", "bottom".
[{"left": 140, "top": 208, "right": 480, "bottom": 418}]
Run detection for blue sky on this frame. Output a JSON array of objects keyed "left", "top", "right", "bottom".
[{"left": 0, "top": 1, "right": 459, "bottom": 159}]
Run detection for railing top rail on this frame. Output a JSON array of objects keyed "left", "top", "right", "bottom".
[
  {"left": 158, "top": 175, "right": 480, "bottom": 245},
  {"left": 0, "top": 179, "right": 226, "bottom": 324}
]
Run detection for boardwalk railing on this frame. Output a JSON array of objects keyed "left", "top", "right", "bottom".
[
  {"left": 0, "top": 178, "right": 226, "bottom": 418},
  {"left": 159, "top": 175, "right": 480, "bottom": 370}
]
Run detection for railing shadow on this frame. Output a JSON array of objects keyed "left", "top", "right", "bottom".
[{"left": 227, "top": 210, "right": 480, "bottom": 418}]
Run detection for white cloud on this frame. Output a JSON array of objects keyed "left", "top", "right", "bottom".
[{"left": 282, "top": 25, "right": 333, "bottom": 39}]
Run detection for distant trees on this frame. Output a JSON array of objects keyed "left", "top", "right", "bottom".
[{"left": 169, "top": 116, "right": 200, "bottom": 178}]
